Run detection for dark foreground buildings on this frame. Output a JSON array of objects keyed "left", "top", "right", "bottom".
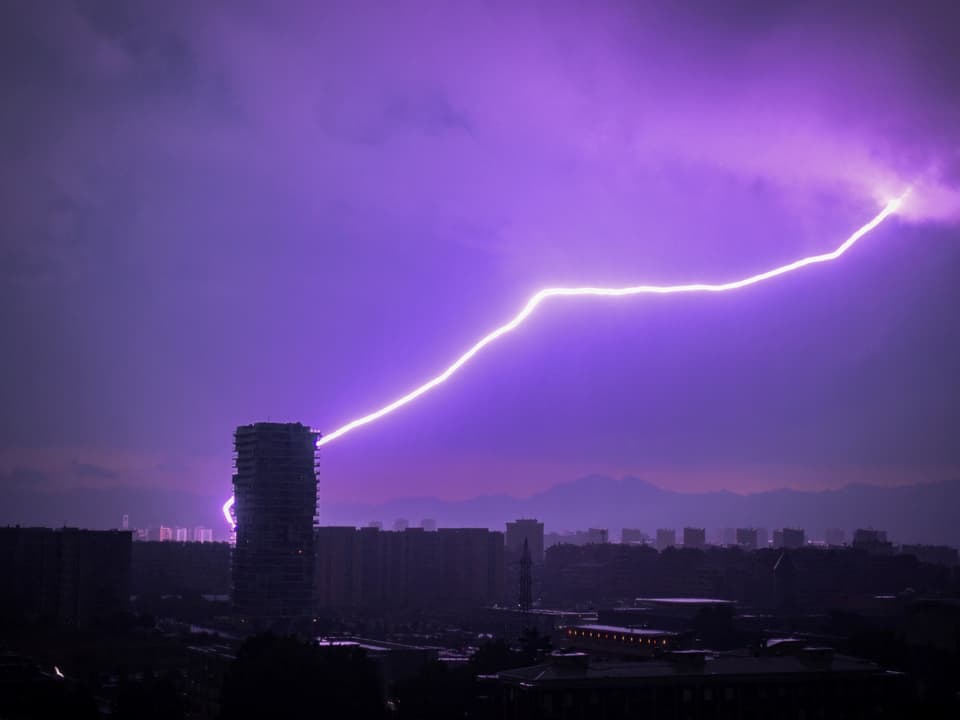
[
  {"left": 231, "top": 422, "right": 318, "bottom": 628},
  {"left": 0, "top": 526, "right": 131, "bottom": 629},
  {"left": 495, "top": 646, "right": 907, "bottom": 719}
]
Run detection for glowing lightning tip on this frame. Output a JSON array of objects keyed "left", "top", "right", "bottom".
[
  {"left": 888, "top": 187, "right": 913, "bottom": 213},
  {"left": 222, "top": 496, "right": 236, "bottom": 529}
]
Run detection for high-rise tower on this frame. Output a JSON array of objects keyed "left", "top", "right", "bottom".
[{"left": 231, "top": 422, "right": 318, "bottom": 628}]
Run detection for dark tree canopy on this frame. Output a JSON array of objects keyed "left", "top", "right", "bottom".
[
  {"left": 219, "top": 634, "right": 384, "bottom": 720},
  {"left": 393, "top": 633, "right": 552, "bottom": 720}
]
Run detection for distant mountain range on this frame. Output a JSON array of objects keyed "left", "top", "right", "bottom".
[
  {"left": 4, "top": 476, "right": 958, "bottom": 546},
  {"left": 322, "top": 476, "right": 960, "bottom": 546}
]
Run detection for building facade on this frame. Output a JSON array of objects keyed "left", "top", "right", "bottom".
[
  {"left": 682, "top": 527, "right": 706, "bottom": 549},
  {"left": 620, "top": 528, "right": 647, "bottom": 545},
  {"left": 313, "top": 525, "right": 505, "bottom": 612},
  {"left": 735, "top": 527, "right": 758, "bottom": 550},
  {"left": 774, "top": 528, "right": 806, "bottom": 550},
  {"left": 194, "top": 526, "right": 214, "bottom": 543},
  {"left": 506, "top": 518, "right": 545, "bottom": 564},
  {"left": 586, "top": 528, "right": 609, "bottom": 545},
  {"left": 0, "top": 527, "right": 131, "bottom": 628},
  {"left": 656, "top": 528, "right": 676, "bottom": 551},
  {"left": 231, "top": 422, "right": 318, "bottom": 627}
]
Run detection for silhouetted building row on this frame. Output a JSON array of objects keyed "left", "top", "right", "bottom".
[
  {"left": 314, "top": 525, "right": 505, "bottom": 611},
  {"left": 544, "top": 528, "right": 611, "bottom": 548},
  {"left": 133, "top": 525, "right": 214, "bottom": 543},
  {"left": 591, "top": 525, "right": 960, "bottom": 551},
  {"left": 542, "top": 542, "right": 956, "bottom": 610},
  {"left": 0, "top": 526, "right": 131, "bottom": 628}
]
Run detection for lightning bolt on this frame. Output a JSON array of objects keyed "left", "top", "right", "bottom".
[{"left": 222, "top": 191, "right": 910, "bottom": 528}]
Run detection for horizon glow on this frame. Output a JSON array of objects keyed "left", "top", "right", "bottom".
[{"left": 221, "top": 191, "right": 910, "bottom": 529}]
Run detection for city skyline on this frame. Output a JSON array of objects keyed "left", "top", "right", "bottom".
[
  {"left": 3, "top": 3, "right": 959, "bottom": 717},
  {"left": 7, "top": 471, "right": 960, "bottom": 549}
]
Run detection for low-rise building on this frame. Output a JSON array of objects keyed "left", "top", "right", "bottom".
[{"left": 496, "top": 647, "right": 906, "bottom": 719}]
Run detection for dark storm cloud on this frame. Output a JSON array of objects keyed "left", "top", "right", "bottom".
[
  {"left": 71, "top": 461, "right": 118, "bottom": 481},
  {"left": 317, "top": 89, "right": 473, "bottom": 146},
  {"left": 2, "top": 467, "right": 50, "bottom": 489}
]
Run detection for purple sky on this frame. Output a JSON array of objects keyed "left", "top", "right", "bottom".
[{"left": 2, "top": 0, "right": 959, "bottom": 506}]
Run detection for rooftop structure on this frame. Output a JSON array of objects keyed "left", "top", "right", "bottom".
[
  {"left": 562, "top": 623, "right": 679, "bottom": 659},
  {"left": 496, "top": 647, "right": 906, "bottom": 719}
]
